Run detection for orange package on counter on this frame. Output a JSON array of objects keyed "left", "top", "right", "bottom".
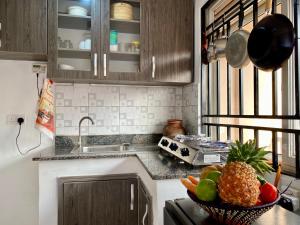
[{"left": 36, "top": 79, "right": 55, "bottom": 139}]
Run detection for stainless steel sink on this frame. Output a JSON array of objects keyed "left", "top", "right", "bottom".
[
  {"left": 71, "top": 143, "right": 158, "bottom": 154},
  {"left": 82, "top": 144, "right": 130, "bottom": 153}
]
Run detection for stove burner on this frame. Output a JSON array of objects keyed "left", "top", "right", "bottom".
[
  {"left": 158, "top": 136, "right": 229, "bottom": 166},
  {"left": 169, "top": 143, "right": 178, "bottom": 151}
]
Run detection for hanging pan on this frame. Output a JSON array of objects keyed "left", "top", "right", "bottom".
[
  {"left": 225, "top": 1, "right": 250, "bottom": 68},
  {"left": 247, "top": 0, "right": 295, "bottom": 71}
]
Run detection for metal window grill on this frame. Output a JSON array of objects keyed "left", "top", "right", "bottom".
[{"left": 201, "top": 0, "right": 300, "bottom": 177}]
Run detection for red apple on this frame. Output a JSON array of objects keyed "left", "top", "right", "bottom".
[{"left": 259, "top": 182, "right": 278, "bottom": 203}]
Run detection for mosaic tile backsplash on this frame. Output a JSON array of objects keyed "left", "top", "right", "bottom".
[
  {"left": 182, "top": 84, "right": 199, "bottom": 135},
  {"left": 55, "top": 84, "right": 189, "bottom": 136}
]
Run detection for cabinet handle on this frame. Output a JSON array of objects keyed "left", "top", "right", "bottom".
[
  {"left": 103, "top": 53, "right": 107, "bottom": 77},
  {"left": 0, "top": 22, "right": 2, "bottom": 48},
  {"left": 152, "top": 56, "right": 156, "bottom": 78},
  {"left": 130, "top": 184, "right": 134, "bottom": 210},
  {"left": 142, "top": 204, "right": 148, "bottom": 225},
  {"left": 94, "top": 53, "right": 98, "bottom": 76}
]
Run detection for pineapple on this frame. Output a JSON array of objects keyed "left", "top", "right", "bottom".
[{"left": 218, "top": 140, "right": 273, "bottom": 207}]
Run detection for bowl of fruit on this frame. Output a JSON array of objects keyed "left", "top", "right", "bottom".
[{"left": 181, "top": 140, "right": 281, "bottom": 225}]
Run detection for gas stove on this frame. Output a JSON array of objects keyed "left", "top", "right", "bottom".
[{"left": 158, "top": 136, "right": 229, "bottom": 166}]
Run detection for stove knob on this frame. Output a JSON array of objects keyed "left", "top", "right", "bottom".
[
  {"left": 161, "top": 139, "right": 169, "bottom": 147},
  {"left": 181, "top": 148, "right": 190, "bottom": 157},
  {"left": 169, "top": 143, "right": 178, "bottom": 151}
]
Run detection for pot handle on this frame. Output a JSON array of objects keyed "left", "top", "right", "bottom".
[
  {"left": 221, "top": 16, "right": 226, "bottom": 37},
  {"left": 238, "top": 1, "right": 244, "bottom": 29},
  {"left": 265, "top": 0, "right": 273, "bottom": 15}
]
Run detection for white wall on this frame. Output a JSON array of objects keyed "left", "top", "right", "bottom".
[{"left": 0, "top": 60, "right": 53, "bottom": 225}]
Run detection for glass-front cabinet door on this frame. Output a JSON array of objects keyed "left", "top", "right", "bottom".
[
  {"left": 48, "top": 0, "right": 100, "bottom": 81},
  {"left": 101, "top": 0, "right": 149, "bottom": 81},
  {"left": 48, "top": 0, "right": 149, "bottom": 82}
]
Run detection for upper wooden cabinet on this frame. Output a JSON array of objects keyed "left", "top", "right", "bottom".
[
  {"left": 0, "top": 0, "right": 47, "bottom": 60},
  {"left": 149, "top": 0, "right": 194, "bottom": 84},
  {"left": 101, "top": 0, "right": 150, "bottom": 83},
  {"left": 47, "top": 0, "right": 194, "bottom": 85},
  {"left": 47, "top": 0, "right": 101, "bottom": 81}
]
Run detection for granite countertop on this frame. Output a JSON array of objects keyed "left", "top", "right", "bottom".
[{"left": 32, "top": 145, "right": 201, "bottom": 180}]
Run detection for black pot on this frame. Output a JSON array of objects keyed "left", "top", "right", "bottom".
[{"left": 247, "top": 0, "right": 295, "bottom": 71}]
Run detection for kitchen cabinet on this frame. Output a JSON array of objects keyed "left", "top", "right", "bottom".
[
  {"left": 58, "top": 174, "right": 139, "bottom": 225},
  {"left": 0, "top": 0, "right": 47, "bottom": 61},
  {"left": 101, "top": 0, "right": 150, "bottom": 83},
  {"left": 138, "top": 180, "right": 152, "bottom": 225},
  {"left": 48, "top": 0, "right": 101, "bottom": 81},
  {"left": 148, "top": 0, "right": 194, "bottom": 84},
  {"left": 48, "top": 0, "right": 194, "bottom": 85},
  {"left": 48, "top": 0, "right": 149, "bottom": 83}
]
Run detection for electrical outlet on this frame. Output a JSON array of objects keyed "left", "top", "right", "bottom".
[
  {"left": 32, "top": 64, "right": 47, "bottom": 73},
  {"left": 6, "top": 114, "right": 25, "bottom": 125}
]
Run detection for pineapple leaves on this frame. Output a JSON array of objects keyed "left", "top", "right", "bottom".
[{"left": 227, "top": 139, "right": 273, "bottom": 174}]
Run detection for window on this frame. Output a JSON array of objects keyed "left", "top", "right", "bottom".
[{"left": 201, "top": 0, "right": 300, "bottom": 176}]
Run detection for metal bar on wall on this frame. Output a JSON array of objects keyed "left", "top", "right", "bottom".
[
  {"left": 217, "top": 61, "right": 220, "bottom": 140},
  {"left": 202, "top": 115, "right": 300, "bottom": 119},
  {"left": 227, "top": 22, "right": 231, "bottom": 117},
  {"left": 296, "top": 134, "right": 300, "bottom": 178},
  {"left": 239, "top": 128, "right": 244, "bottom": 143},
  {"left": 254, "top": 129, "right": 259, "bottom": 147},
  {"left": 227, "top": 127, "right": 231, "bottom": 140},
  {"left": 272, "top": 1, "right": 277, "bottom": 118},
  {"left": 272, "top": 72, "right": 277, "bottom": 116},
  {"left": 207, "top": 65, "right": 210, "bottom": 116},
  {"left": 205, "top": 0, "right": 255, "bottom": 36},
  {"left": 203, "top": 123, "right": 300, "bottom": 134},
  {"left": 272, "top": 131, "right": 279, "bottom": 170},
  {"left": 226, "top": 22, "right": 231, "bottom": 139},
  {"left": 253, "top": 0, "right": 259, "bottom": 116},
  {"left": 239, "top": 69, "right": 244, "bottom": 115},
  {"left": 207, "top": 64, "right": 210, "bottom": 137},
  {"left": 294, "top": 0, "right": 300, "bottom": 178},
  {"left": 294, "top": 0, "right": 300, "bottom": 117}
]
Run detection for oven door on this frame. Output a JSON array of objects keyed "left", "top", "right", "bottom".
[
  {"left": 164, "top": 201, "right": 193, "bottom": 225},
  {"left": 164, "top": 199, "right": 218, "bottom": 225}
]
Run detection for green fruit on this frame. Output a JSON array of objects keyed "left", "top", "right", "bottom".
[
  {"left": 206, "top": 171, "right": 222, "bottom": 183},
  {"left": 196, "top": 179, "right": 217, "bottom": 202}
]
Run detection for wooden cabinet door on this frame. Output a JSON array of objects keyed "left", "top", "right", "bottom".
[
  {"left": 60, "top": 177, "right": 138, "bottom": 225},
  {"left": 138, "top": 181, "right": 152, "bottom": 225},
  {"left": 149, "top": 0, "right": 194, "bottom": 84},
  {"left": 0, "top": 0, "right": 47, "bottom": 58}
]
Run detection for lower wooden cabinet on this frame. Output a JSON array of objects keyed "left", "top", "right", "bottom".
[
  {"left": 58, "top": 174, "right": 151, "bottom": 225},
  {"left": 138, "top": 181, "right": 152, "bottom": 225}
]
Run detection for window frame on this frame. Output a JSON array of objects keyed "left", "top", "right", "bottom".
[{"left": 200, "top": 0, "right": 300, "bottom": 177}]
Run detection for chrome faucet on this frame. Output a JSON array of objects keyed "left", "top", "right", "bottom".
[{"left": 78, "top": 116, "right": 95, "bottom": 149}]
